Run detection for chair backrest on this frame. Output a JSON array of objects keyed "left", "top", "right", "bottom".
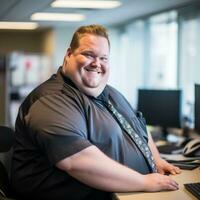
[
  {"left": 0, "top": 126, "right": 14, "bottom": 153},
  {"left": 0, "top": 126, "right": 15, "bottom": 199},
  {"left": 0, "top": 161, "right": 10, "bottom": 198}
]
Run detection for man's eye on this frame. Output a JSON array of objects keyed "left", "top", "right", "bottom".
[
  {"left": 101, "top": 57, "right": 108, "bottom": 62},
  {"left": 83, "top": 53, "right": 93, "bottom": 58}
]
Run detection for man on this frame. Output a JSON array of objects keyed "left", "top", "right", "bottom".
[{"left": 11, "top": 24, "right": 180, "bottom": 200}]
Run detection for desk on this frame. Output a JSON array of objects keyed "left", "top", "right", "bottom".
[{"left": 116, "top": 167, "right": 200, "bottom": 200}]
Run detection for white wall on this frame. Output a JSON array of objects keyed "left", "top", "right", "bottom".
[
  {"left": 108, "top": 23, "right": 145, "bottom": 108},
  {"left": 53, "top": 27, "right": 77, "bottom": 70}
]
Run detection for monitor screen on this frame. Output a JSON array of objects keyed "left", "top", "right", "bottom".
[
  {"left": 194, "top": 84, "right": 200, "bottom": 132},
  {"left": 137, "top": 89, "right": 182, "bottom": 130}
]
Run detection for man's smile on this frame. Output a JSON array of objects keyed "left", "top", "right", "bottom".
[{"left": 85, "top": 68, "right": 102, "bottom": 74}]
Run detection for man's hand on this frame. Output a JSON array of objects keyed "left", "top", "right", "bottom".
[
  {"left": 147, "top": 133, "right": 181, "bottom": 175},
  {"left": 156, "top": 158, "right": 181, "bottom": 175},
  {"left": 142, "top": 173, "right": 179, "bottom": 191}
]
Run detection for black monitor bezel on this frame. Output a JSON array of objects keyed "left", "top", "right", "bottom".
[
  {"left": 137, "top": 89, "right": 182, "bottom": 129},
  {"left": 194, "top": 84, "right": 200, "bottom": 132}
]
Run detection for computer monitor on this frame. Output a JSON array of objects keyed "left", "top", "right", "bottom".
[
  {"left": 194, "top": 84, "right": 200, "bottom": 133},
  {"left": 137, "top": 89, "right": 182, "bottom": 138}
]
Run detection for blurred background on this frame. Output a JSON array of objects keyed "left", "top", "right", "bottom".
[{"left": 0, "top": 0, "right": 200, "bottom": 137}]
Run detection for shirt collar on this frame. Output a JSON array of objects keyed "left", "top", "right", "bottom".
[{"left": 57, "top": 66, "right": 78, "bottom": 89}]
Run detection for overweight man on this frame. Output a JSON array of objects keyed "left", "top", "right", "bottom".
[{"left": 11, "top": 24, "right": 180, "bottom": 200}]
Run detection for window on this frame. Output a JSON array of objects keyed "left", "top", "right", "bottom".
[
  {"left": 147, "top": 11, "right": 178, "bottom": 89},
  {"left": 178, "top": 9, "right": 200, "bottom": 119}
]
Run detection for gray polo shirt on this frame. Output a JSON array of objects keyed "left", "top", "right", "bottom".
[{"left": 11, "top": 67, "right": 151, "bottom": 200}]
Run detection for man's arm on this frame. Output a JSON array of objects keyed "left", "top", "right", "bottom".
[
  {"left": 148, "top": 133, "right": 181, "bottom": 175},
  {"left": 56, "top": 145, "right": 178, "bottom": 192}
]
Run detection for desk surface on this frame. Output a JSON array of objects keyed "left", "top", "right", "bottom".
[{"left": 116, "top": 167, "right": 200, "bottom": 200}]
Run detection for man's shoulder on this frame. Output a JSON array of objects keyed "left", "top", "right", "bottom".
[
  {"left": 106, "top": 85, "right": 126, "bottom": 101},
  {"left": 27, "top": 74, "right": 62, "bottom": 101},
  {"left": 21, "top": 73, "right": 88, "bottom": 114},
  {"left": 19, "top": 73, "right": 64, "bottom": 113},
  {"left": 106, "top": 84, "right": 137, "bottom": 113},
  {"left": 106, "top": 85, "right": 122, "bottom": 96}
]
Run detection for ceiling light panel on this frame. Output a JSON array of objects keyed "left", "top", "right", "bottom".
[
  {"left": 0, "top": 22, "right": 38, "bottom": 30},
  {"left": 51, "top": 0, "right": 122, "bottom": 9},
  {"left": 31, "top": 13, "right": 85, "bottom": 21}
]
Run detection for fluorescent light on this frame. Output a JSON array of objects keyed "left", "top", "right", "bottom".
[
  {"left": 51, "top": 0, "right": 121, "bottom": 9},
  {"left": 0, "top": 22, "right": 38, "bottom": 30},
  {"left": 31, "top": 12, "right": 85, "bottom": 21}
]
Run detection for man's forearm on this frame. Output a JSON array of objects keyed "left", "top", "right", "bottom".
[{"left": 56, "top": 145, "right": 145, "bottom": 192}]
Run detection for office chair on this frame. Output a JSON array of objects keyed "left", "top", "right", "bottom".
[{"left": 0, "top": 126, "right": 15, "bottom": 200}]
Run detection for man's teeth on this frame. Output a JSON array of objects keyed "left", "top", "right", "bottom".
[{"left": 86, "top": 69, "right": 101, "bottom": 73}]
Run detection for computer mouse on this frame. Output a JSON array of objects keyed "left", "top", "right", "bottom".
[{"left": 183, "top": 138, "right": 200, "bottom": 157}]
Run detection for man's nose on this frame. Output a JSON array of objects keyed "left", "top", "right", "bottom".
[{"left": 91, "top": 57, "right": 101, "bottom": 67}]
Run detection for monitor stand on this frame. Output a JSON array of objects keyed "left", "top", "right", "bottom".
[{"left": 161, "top": 127, "right": 169, "bottom": 141}]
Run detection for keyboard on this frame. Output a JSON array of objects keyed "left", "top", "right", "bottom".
[
  {"left": 184, "top": 182, "right": 200, "bottom": 200},
  {"left": 158, "top": 143, "right": 182, "bottom": 154}
]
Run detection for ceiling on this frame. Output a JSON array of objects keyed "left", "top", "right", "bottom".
[{"left": 0, "top": 0, "right": 199, "bottom": 29}]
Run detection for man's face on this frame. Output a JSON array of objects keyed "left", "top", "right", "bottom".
[{"left": 63, "top": 34, "right": 110, "bottom": 97}]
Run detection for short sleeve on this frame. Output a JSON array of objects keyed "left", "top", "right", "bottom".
[{"left": 25, "top": 93, "right": 92, "bottom": 164}]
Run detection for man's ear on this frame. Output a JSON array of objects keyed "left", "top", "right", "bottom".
[
  {"left": 63, "top": 48, "right": 72, "bottom": 66},
  {"left": 67, "top": 47, "right": 72, "bottom": 57}
]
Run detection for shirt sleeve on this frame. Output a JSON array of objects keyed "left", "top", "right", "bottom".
[{"left": 25, "top": 93, "right": 92, "bottom": 164}]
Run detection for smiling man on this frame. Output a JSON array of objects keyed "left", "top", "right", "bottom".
[{"left": 11, "top": 24, "right": 180, "bottom": 200}]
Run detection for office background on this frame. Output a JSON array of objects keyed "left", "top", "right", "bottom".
[{"left": 0, "top": 0, "right": 200, "bottom": 129}]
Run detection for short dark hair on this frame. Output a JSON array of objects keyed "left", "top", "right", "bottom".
[{"left": 70, "top": 24, "right": 110, "bottom": 52}]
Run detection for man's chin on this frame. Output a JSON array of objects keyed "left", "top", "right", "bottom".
[
  {"left": 79, "top": 84, "right": 104, "bottom": 97},
  {"left": 85, "top": 84, "right": 99, "bottom": 88},
  {"left": 83, "top": 80, "right": 100, "bottom": 88}
]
